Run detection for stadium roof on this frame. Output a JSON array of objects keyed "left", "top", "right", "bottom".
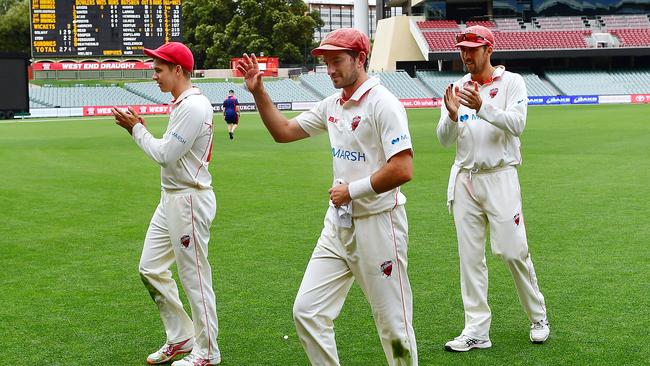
[{"left": 305, "top": 0, "right": 377, "bottom": 5}]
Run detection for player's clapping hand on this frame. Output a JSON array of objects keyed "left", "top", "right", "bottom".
[
  {"left": 236, "top": 53, "right": 264, "bottom": 94},
  {"left": 444, "top": 83, "right": 461, "bottom": 122},
  {"left": 458, "top": 81, "right": 482, "bottom": 112},
  {"left": 329, "top": 183, "right": 352, "bottom": 208},
  {"left": 112, "top": 106, "right": 145, "bottom": 135}
]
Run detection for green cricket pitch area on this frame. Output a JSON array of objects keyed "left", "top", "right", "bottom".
[{"left": 1, "top": 104, "right": 649, "bottom": 365}]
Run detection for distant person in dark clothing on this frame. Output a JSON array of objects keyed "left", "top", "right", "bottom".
[{"left": 222, "top": 90, "right": 240, "bottom": 140}]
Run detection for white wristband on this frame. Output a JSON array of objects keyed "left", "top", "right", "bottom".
[{"left": 348, "top": 176, "right": 376, "bottom": 200}]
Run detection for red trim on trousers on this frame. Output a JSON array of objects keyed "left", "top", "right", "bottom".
[
  {"left": 190, "top": 195, "right": 212, "bottom": 359},
  {"left": 389, "top": 210, "right": 411, "bottom": 341}
]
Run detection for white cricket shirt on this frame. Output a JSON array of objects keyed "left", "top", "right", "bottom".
[
  {"left": 437, "top": 66, "right": 528, "bottom": 170},
  {"left": 132, "top": 87, "right": 214, "bottom": 190},
  {"left": 296, "top": 76, "right": 413, "bottom": 217}
]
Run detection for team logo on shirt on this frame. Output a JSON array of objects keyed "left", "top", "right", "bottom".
[
  {"left": 351, "top": 116, "right": 361, "bottom": 131},
  {"left": 380, "top": 260, "right": 393, "bottom": 278},
  {"left": 514, "top": 212, "right": 521, "bottom": 226},
  {"left": 180, "top": 234, "right": 191, "bottom": 248},
  {"left": 489, "top": 88, "right": 499, "bottom": 98},
  {"left": 328, "top": 116, "right": 338, "bottom": 124}
]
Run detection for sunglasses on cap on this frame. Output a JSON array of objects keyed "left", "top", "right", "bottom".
[{"left": 456, "top": 33, "right": 492, "bottom": 45}]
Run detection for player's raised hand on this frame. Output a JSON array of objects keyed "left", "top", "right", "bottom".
[
  {"left": 458, "top": 81, "right": 482, "bottom": 111},
  {"left": 444, "top": 83, "right": 460, "bottom": 122},
  {"left": 237, "top": 53, "right": 264, "bottom": 94}
]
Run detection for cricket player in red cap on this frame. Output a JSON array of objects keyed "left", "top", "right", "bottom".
[
  {"left": 112, "top": 42, "right": 222, "bottom": 366},
  {"left": 237, "top": 28, "right": 418, "bottom": 365},
  {"left": 436, "top": 25, "right": 550, "bottom": 352}
]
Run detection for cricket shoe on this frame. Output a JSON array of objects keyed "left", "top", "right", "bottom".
[
  {"left": 444, "top": 335, "right": 492, "bottom": 352},
  {"left": 146, "top": 338, "right": 194, "bottom": 365},
  {"left": 171, "top": 353, "right": 221, "bottom": 366},
  {"left": 530, "top": 319, "right": 550, "bottom": 343}
]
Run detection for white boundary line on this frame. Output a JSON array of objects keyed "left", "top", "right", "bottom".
[
  {"left": 0, "top": 116, "right": 117, "bottom": 124},
  {"left": 0, "top": 112, "right": 259, "bottom": 124}
]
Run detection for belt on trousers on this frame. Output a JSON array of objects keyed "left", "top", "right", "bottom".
[
  {"left": 446, "top": 165, "right": 516, "bottom": 212},
  {"left": 460, "top": 165, "right": 515, "bottom": 180},
  {"left": 161, "top": 186, "right": 212, "bottom": 194}
]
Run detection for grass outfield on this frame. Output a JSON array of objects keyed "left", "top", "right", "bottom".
[{"left": 1, "top": 104, "right": 649, "bottom": 365}]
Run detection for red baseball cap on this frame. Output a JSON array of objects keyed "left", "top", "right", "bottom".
[
  {"left": 144, "top": 42, "right": 194, "bottom": 72},
  {"left": 455, "top": 25, "right": 495, "bottom": 48},
  {"left": 311, "top": 28, "right": 371, "bottom": 56}
]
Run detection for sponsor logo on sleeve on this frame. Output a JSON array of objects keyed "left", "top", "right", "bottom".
[
  {"left": 171, "top": 132, "right": 187, "bottom": 144},
  {"left": 391, "top": 134, "right": 410, "bottom": 145},
  {"left": 459, "top": 114, "right": 469, "bottom": 122}
]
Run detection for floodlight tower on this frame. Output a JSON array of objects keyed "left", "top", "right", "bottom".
[{"left": 353, "top": 0, "right": 370, "bottom": 37}]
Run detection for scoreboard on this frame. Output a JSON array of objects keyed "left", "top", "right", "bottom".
[{"left": 30, "top": 0, "right": 182, "bottom": 57}]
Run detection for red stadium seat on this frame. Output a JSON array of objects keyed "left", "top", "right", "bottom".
[{"left": 610, "top": 28, "right": 650, "bottom": 47}]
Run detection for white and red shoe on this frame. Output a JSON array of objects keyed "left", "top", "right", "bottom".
[
  {"left": 146, "top": 338, "right": 194, "bottom": 365},
  {"left": 171, "top": 353, "right": 221, "bottom": 366}
]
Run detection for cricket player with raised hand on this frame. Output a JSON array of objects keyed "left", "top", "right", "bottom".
[
  {"left": 237, "top": 28, "right": 418, "bottom": 365},
  {"left": 436, "top": 25, "right": 550, "bottom": 352},
  {"left": 112, "top": 42, "right": 222, "bottom": 366}
]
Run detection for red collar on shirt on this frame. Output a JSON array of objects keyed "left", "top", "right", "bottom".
[{"left": 471, "top": 65, "right": 506, "bottom": 87}]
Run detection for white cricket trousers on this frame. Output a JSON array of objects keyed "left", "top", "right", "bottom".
[
  {"left": 452, "top": 166, "right": 547, "bottom": 340},
  {"left": 293, "top": 205, "right": 418, "bottom": 366},
  {"left": 139, "top": 188, "right": 220, "bottom": 361}
]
